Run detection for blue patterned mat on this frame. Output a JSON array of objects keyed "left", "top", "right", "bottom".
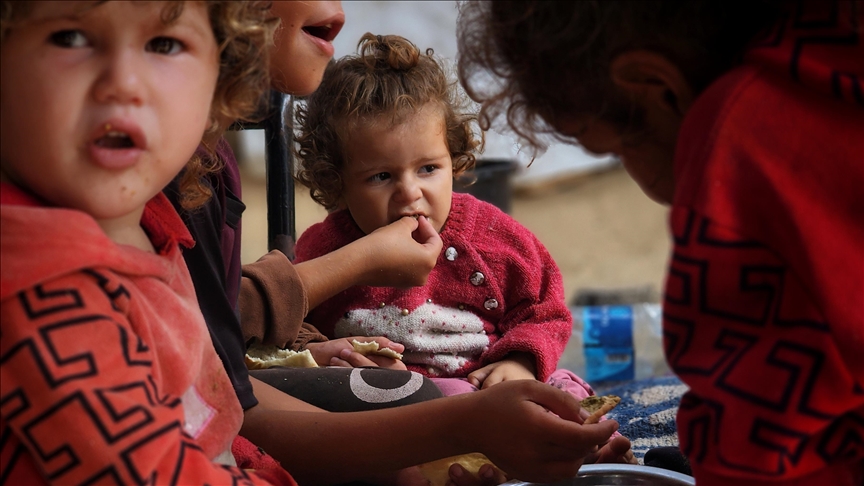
[{"left": 596, "top": 375, "right": 688, "bottom": 464}]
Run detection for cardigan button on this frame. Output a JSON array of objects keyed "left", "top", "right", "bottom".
[
  {"left": 484, "top": 298, "right": 498, "bottom": 310},
  {"left": 401, "top": 308, "right": 410, "bottom": 316},
  {"left": 445, "top": 247, "right": 458, "bottom": 261},
  {"left": 470, "top": 271, "right": 485, "bottom": 286}
]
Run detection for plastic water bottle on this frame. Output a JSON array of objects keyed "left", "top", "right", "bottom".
[{"left": 558, "top": 304, "right": 669, "bottom": 383}]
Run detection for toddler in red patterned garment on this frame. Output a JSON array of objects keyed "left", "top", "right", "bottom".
[{"left": 0, "top": 2, "right": 291, "bottom": 484}]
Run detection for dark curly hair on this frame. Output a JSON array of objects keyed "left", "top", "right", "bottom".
[
  {"left": 1, "top": 1, "right": 277, "bottom": 209},
  {"left": 456, "top": 0, "right": 783, "bottom": 151},
  {"left": 295, "top": 32, "right": 482, "bottom": 211}
]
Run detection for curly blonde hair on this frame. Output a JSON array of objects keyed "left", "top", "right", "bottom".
[
  {"left": 0, "top": 1, "right": 277, "bottom": 209},
  {"left": 295, "top": 33, "right": 482, "bottom": 211}
]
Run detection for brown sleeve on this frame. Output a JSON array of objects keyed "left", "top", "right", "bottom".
[{"left": 239, "top": 250, "right": 328, "bottom": 350}]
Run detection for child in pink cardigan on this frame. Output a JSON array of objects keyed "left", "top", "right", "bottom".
[{"left": 293, "top": 33, "right": 627, "bottom": 426}]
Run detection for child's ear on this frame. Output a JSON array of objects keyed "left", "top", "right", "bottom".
[{"left": 609, "top": 51, "right": 694, "bottom": 117}]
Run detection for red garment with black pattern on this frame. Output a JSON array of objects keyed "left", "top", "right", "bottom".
[
  {"left": 0, "top": 183, "right": 290, "bottom": 485},
  {"left": 665, "top": 1, "right": 864, "bottom": 484}
]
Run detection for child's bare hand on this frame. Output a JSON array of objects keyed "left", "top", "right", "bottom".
[
  {"left": 306, "top": 337, "right": 407, "bottom": 370},
  {"left": 466, "top": 355, "right": 536, "bottom": 389},
  {"left": 584, "top": 435, "right": 637, "bottom": 465},
  {"left": 358, "top": 215, "right": 442, "bottom": 288},
  {"left": 447, "top": 462, "right": 508, "bottom": 486},
  {"left": 463, "top": 380, "right": 619, "bottom": 482}
]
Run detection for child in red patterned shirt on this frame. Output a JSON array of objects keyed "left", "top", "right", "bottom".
[
  {"left": 0, "top": 2, "right": 289, "bottom": 484},
  {"left": 456, "top": 1, "right": 864, "bottom": 485}
]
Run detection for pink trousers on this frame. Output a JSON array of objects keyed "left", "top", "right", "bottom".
[{"left": 430, "top": 368, "right": 595, "bottom": 400}]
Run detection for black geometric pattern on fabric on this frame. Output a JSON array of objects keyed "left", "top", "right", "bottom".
[
  {"left": 83, "top": 269, "right": 132, "bottom": 313},
  {"left": 92, "top": 384, "right": 158, "bottom": 443},
  {"left": 751, "top": 12, "right": 789, "bottom": 48},
  {"left": 816, "top": 412, "right": 864, "bottom": 463},
  {"left": 1, "top": 389, "right": 29, "bottom": 422},
  {"left": 147, "top": 375, "right": 181, "bottom": 409},
  {"left": 0, "top": 442, "right": 29, "bottom": 485},
  {"left": 745, "top": 418, "right": 809, "bottom": 472},
  {"left": 119, "top": 422, "right": 192, "bottom": 485},
  {"left": 0, "top": 276, "right": 208, "bottom": 485},
  {"left": 20, "top": 391, "right": 180, "bottom": 481},
  {"left": 668, "top": 254, "right": 789, "bottom": 327},
  {"left": 677, "top": 392, "right": 721, "bottom": 464},
  {"left": 832, "top": 71, "right": 864, "bottom": 104},
  {"left": 792, "top": 0, "right": 839, "bottom": 29},
  {"left": 80, "top": 466, "right": 124, "bottom": 485},
  {"left": 788, "top": 0, "right": 863, "bottom": 104},
  {"left": 1, "top": 396, "right": 28, "bottom": 483},
  {"left": 118, "top": 326, "right": 151, "bottom": 368},
  {"left": 18, "top": 284, "right": 83, "bottom": 319},
  {"left": 22, "top": 395, "right": 86, "bottom": 479},
  {"left": 696, "top": 218, "right": 762, "bottom": 248},
  {"left": 670, "top": 209, "right": 696, "bottom": 247},
  {"left": 663, "top": 209, "right": 860, "bottom": 475},
  {"left": 2, "top": 318, "right": 105, "bottom": 390}
]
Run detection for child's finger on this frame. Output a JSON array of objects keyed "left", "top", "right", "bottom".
[
  {"left": 583, "top": 435, "right": 633, "bottom": 464},
  {"left": 366, "top": 336, "right": 405, "bottom": 353},
  {"left": 366, "top": 355, "right": 408, "bottom": 370},
  {"left": 549, "top": 416, "right": 619, "bottom": 454},
  {"left": 413, "top": 215, "right": 442, "bottom": 246},
  {"left": 329, "top": 357, "right": 352, "bottom": 367},
  {"left": 466, "top": 369, "right": 487, "bottom": 388},
  {"left": 527, "top": 382, "right": 586, "bottom": 423},
  {"left": 337, "top": 348, "right": 380, "bottom": 368},
  {"left": 395, "top": 214, "right": 421, "bottom": 230}
]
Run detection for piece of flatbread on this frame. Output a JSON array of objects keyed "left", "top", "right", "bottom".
[
  {"left": 581, "top": 394, "right": 621, "bottom": 424},
  {"left": 351, "top": 339, "right": 403, "bottom": 360},
  {"left": 244, "top": 344, "right": 318, "bottom": 370},
  {"left": 417, "top": 453, "right": 492, "bottom": 486}
]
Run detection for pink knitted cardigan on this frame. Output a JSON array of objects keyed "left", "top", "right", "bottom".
[{"left": 295, "top": 192, "right": 572, "bottom": 381}]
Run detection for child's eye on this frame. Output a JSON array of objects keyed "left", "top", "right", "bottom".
[
  {"left": 420, "top": 165, "right": 438, "bottom": 174},
  {"left": 146, "top": 37, "right": 184, "bottom": 55},
  {"left": 49, "top": 30, "right": 88, "bottom": 48},
  {"left": 369, "top": 172, "right": 391, "bottom": 183}
]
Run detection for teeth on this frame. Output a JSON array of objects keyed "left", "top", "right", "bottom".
[{"left": 105, "top": 131, "right": 128, "bottom": 138}]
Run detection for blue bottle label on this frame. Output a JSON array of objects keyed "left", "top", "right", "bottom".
[{"left": 583, "top": 306, "right": 634, "bottom": 382}]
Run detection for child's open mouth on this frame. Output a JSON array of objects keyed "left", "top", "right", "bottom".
[
  {"left": 95, "top": 131, "right": 135, "bottom": 149},
  {"left": 302, "top": 23, "right": 340, "bottom": 42},
  {"left": 89, "top": 121, "right": 146, "bottom": 170}
]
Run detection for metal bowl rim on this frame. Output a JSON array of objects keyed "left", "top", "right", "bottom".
[{"left": 503, "top": 464, "right": 695, "bottom": 486}]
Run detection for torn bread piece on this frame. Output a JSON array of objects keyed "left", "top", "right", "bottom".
[
  {"left": 418, "top": 453, "right": 493, "bottom": 486},
  {"left": 245, "top": 343, "right": 318, "bottom": 370},
  {"left": 351, "top": 339, "right": 403, "bottom": 360},
  {"left": 581, "top": 394, "right": 621, "bottom": 424}
]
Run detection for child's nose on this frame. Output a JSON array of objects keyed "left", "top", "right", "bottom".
[
  {"left": 394, "top": 176, "right": 422, "bottom": 203},
  {"left": 93, "top": 51, "right": 145, "bottom": 106}
]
